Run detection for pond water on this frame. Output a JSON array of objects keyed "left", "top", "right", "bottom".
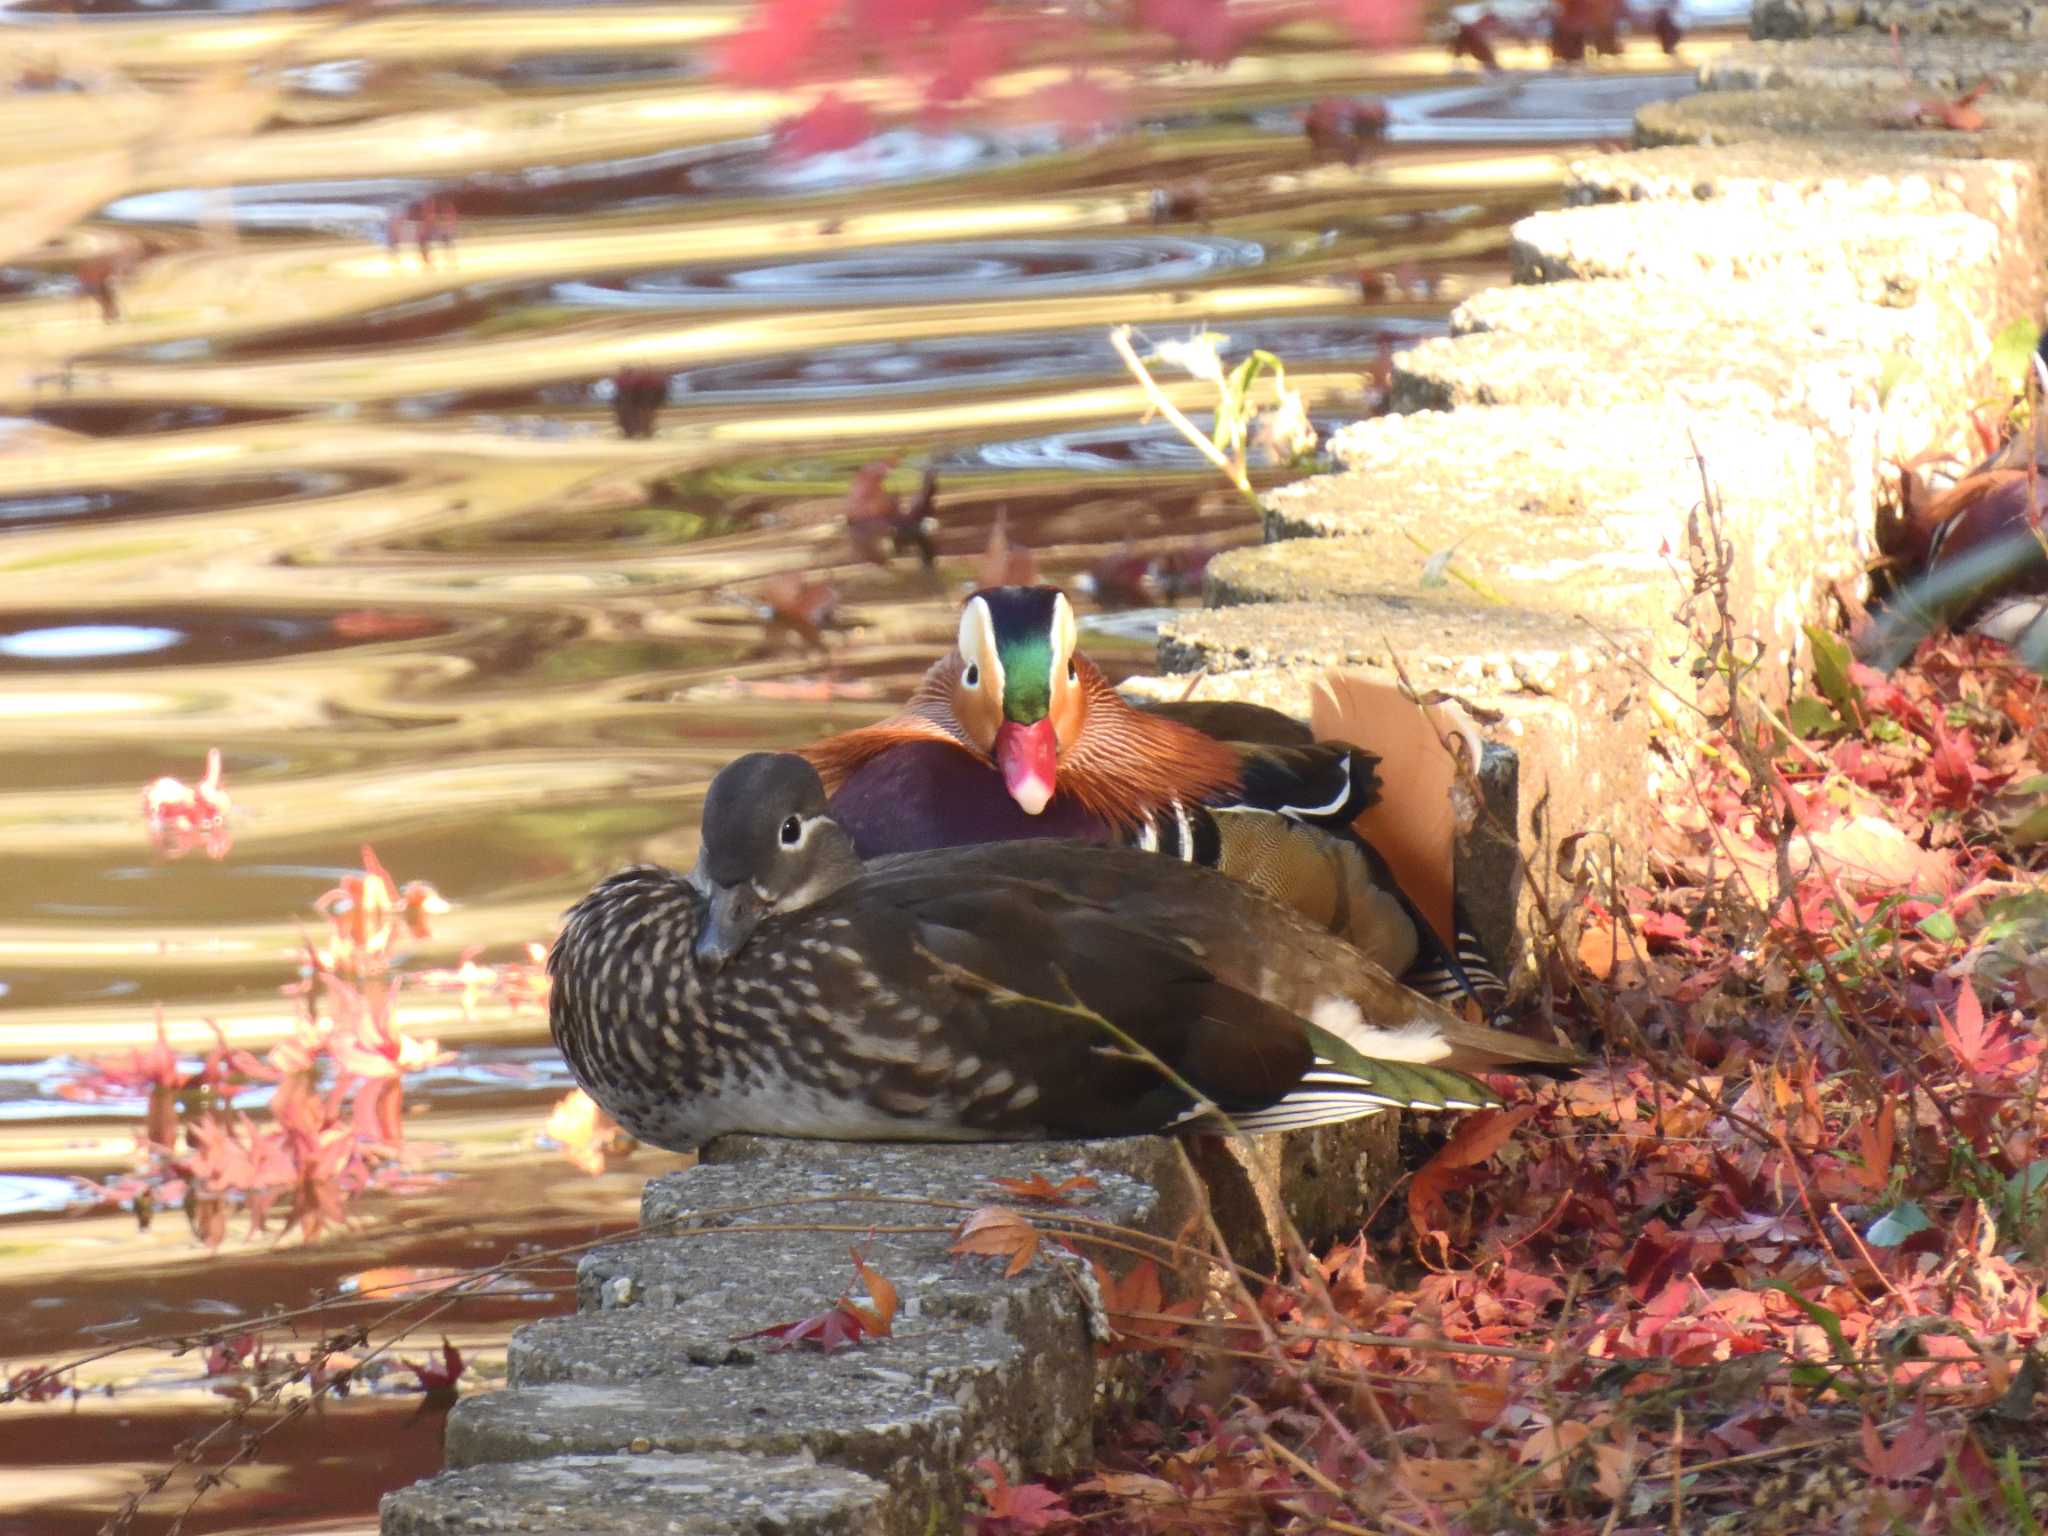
[{"left": 0, "top": 5, "right": 1727, "bottom": 1531}]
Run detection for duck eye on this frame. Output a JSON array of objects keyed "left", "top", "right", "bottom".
[
  {"left": 780, "top": 815, "right": 802, "bottom": 846},
  {"left": 963, "top": 663, "right": 980, "bottom": 688},
  {"left": 1067, "top": 662, "right": 1078, "bottom": 683}
]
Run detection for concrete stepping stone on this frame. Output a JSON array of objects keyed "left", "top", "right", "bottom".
[
  {"left": 381, "top": 1451, "right": 904, "bottom": 1536},
  {"left": 1507, "top": 202, "right": 2000, "bottom": 307},
  {"left": 1707, "top": 33, "right": 2048, "bottom": 91},
  {"left": 1638, "top": 88, "right": 2048, "bottom": 184}
]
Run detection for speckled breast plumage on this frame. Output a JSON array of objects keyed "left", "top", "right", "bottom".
[{"left": 548, "top": 865, "right": 1038, "bottom": 1151}]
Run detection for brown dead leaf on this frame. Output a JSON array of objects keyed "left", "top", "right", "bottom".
[
  {"left": 1577, "top": 916, "right": 1619, "bottom": 981},
  {"left": 1396, "top": 1456, "right": 1496, "bottom": 1505},
  {"left": 1807, "top": 816, "right": 1950, "bottom": 894},
  {"left": 1073, "top": 1470, "right": 1177, "bottom": 1501},
  {"left": 1518, "top": 1420, "right": 1592, "bottom": 1486},
  {"left": 949, "top": 1206, "right": 1041, "bottom": 1277},
  {"left": 988, "top": 1171, "right": 1099, "bottom": 1205},
  {"left": 1408, "top": 1106, "right": 1533, "bottom": 1237},
  {"left": 1094, "top": 1258, "right": 1198, "bottom": 1353},
  {"left": 1591, "top": 1441, "right": 1635, "bottom": 1502},
  {"left": 1847, "top": 1097, "right": 1895, "bottom": 1196}
]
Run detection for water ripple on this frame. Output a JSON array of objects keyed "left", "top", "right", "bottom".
[{"left": 555, "top": 233, "right": 1267, "bottom": 310}]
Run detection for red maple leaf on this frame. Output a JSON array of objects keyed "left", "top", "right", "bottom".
[
  {"left": 1094, "top": 1259, "right": 1199, "bottom": 1355},
  {"left": 971, "top": 1457, "right": 1071, "bottom": 1534},
  {"left": 1334, "top": 0, "right": 1419, "bottom": 46},
  {"left": 1408, "top": 1106, "right": 1533, "bottom": 1237},
  {"left": 924, "top": 12, "right": 1016, "bottom": 112},
  {"left": 720, "top": 0, "right": 838, "bottom": 86},
  {"left": 739, "top": 1248, "right": 898, "bottom": 1352},
  {"left": 988, "top": 1171, "right": 1099, "bottom": 1205},
  {"left": 397, "top": 1338, "right": 464, "bottom": 1395},
  {"left": 1926, "top": 719, "right": 1988, "bottom": 804},
  {"left": 774, "top": 91, "right": 876, "bottom": 160},
  {"left": 1858, "top": 1402, "right": 1945, "bottom": 1483},
  {"left": 1937, "top": 984, "right": 2029, "bottom": 1077},
  {"left": 740, "top": 1302, "right": 874, "bottom": 1352},
  {"left": 1024, "top": 71, "right": 1126, "bottom": 143},
  {"left": 1139, "top": 0, "right": 1260, "bottom": 65}
]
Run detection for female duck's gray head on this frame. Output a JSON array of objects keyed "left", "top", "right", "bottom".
[{"left": 688, "top": 753, "right": 862, "bottom": 971}]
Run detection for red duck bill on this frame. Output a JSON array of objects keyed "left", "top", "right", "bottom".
[{"left": 995, "top": 718, "right": 1058, "bottom": 815}]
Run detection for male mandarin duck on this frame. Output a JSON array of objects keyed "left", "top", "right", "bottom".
[
  {"left": 548, "top": 753, "right": 1580, "bottom": 1151},
  {"left": 802, "top": 585, "right": 1506, "bottom": 1012}
]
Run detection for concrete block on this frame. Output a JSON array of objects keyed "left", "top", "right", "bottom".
[
  {"left": 1706, "top": 36, "right": 2048, "bottom": 102},
  {"left": 1243, "top": 402, "right": 1850, "bottom": 681},
  {"left": 1508, "top": 202, "right": 2001, "bottom": 309},
  {"left": 1567, "top": 141, "right": 2038, "bottom": 223},
  {"left": 1744, "top": 6, "right": 2048, "bottom": 49},
  {"left": 1637, "top": 88, "right": 2048, "bottom": 189},
  {"left": 380, "top": 1452, "right": 908, "bottom": 1536}
]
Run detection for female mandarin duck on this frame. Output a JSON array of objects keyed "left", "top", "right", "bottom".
[
  {"left": 803, "top": 585, "right": 1504, "bottom": 1012},
  {"left": 548, "top": 753, "right": 1580, "bottom": 1151}
]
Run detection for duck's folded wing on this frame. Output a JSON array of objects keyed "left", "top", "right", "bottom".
[
  {"left": 1228, "top": 741, "right": 1384, "bottom": 825},
  {"left": 878, "top": 881, "right": 1497, "bottom": 1135}
]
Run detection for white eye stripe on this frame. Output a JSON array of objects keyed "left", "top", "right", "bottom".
[
  {"left": 1050, "top": 592, "right": 1077, "bottom": 674},
  {"left": 957, "top": 596, "right": 1003, "bottom": 699}
]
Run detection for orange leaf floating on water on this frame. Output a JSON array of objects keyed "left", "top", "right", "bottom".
[
  {"left": 142, "top": 747, "right": 229, "bottom": 826},
  {"left": 753, "top": 571, "right": 840, "bottom": 658},
  {"left": 341, "top": 1265, "right": 469, "bottom": 1299},
  {"left": 314, "top": 845, "right": 450, "bottom": 969},
  {"left": 979, "top": 507, "right": 1038, "bottom": 590}
]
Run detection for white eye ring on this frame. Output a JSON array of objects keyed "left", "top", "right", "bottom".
[
  {"left": 963, "top": 663, "right": 980, "bottom": 687},
  {"left": 780, "top": 816, "right": 802, "bottom": 846}
]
